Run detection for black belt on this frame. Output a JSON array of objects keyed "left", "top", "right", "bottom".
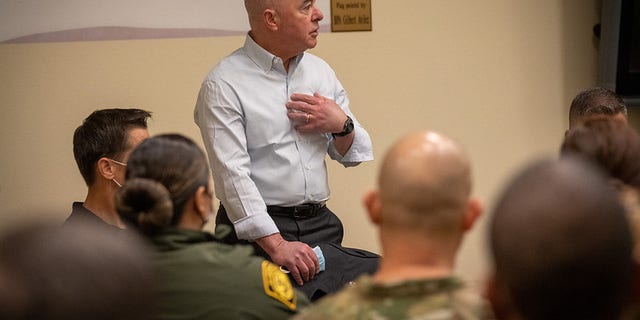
[{"left": 267, "top": 203, "right": 326, "bottom": 218}]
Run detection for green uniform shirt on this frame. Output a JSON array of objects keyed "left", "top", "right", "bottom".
[
  {"left": 149, "top": 228, "right": 309, "bottom": 319},
  {"left": 292, "top": 275, "right": 492, "bottom": 320}
]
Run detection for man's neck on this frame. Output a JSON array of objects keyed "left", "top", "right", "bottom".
[
  {"left": 373, "top": 255, "right": 455, "bottom": 283},
  {"left": 374, "top": 264, "right": 454, "bottom": 284},
  {"left": 83, "top": 188, "right": 125, "bottom": 229},
  {"left": 373, "top": 238, "right": 458, "bottom": 284},
  {"left": 249, "top": 31, "right": 299, "bottom": 72}
]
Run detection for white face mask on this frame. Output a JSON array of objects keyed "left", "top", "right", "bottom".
[
  {"left": 108, "top": 158, "right": 127, "bottom": 188},
  {"left": 202, "top": 212, "right": 214, "bottom": 225},
  {"left": 200, "top": 190, "right": 214, "bottom": 227}
]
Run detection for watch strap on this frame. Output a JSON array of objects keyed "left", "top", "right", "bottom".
[{"left": 332, "top": 116, "right": 354, "bottom": 137}]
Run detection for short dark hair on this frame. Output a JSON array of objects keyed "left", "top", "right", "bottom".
[
  {"left": 116, "top": 134, "right": 210, "bottom": 234},
  {"left": 568, "top": 87, "right": 626, "bottom": 128},
  {"left": 561, "top": 116, "right": 640, "bottom": 188},
  {"left": 73, "top": 108, "right": 151, "bottom": 186},
  {"left": 490, "top": 158, "right": 633, "bottom": 320}
]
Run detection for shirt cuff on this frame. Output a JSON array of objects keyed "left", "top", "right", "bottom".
[
  {"left": 233, "top": 212, "right": 280, "bottom": 241},
  {"left": 330, "top": 126, "right": 374, "bottom": 166}
]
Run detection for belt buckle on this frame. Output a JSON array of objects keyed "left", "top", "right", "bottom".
[
  {"left": 291, "top": 202, "right": 324, "bottom": 218},
  {"left": 292, "top": 206, "right": 304, "bottom": 218},
  {"left": 308, "top": 204, "right": 317, "bottom": 217}
]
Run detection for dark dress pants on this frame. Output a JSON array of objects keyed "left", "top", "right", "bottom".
[{"left": 215, "top": 204, "right": 379, "bottom": 301}]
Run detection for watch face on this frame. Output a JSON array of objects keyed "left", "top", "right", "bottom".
[
  {"left": 334, "top": 116, "right": 354, "bottom": 137},
  {"left": 345, "top": 117, "right": 354, "bottom": 133}
]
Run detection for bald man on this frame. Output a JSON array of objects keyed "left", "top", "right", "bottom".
[
  {"left": 194, "top": 0, "right": 377, "bottom": 293},
  {"left": 293, "top": 130, "right": 491, "bottom": 319},
  {"left": 487, "top": 158, "right": 633, "bottom": 320}
]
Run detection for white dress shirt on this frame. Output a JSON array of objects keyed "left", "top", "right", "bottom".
[{"left": 194, "top": 35, "right": 373, "bottom": 241}]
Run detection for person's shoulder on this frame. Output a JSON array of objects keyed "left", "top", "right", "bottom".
[
  {"left": 208, "top": 241, "right": 265, "bottom": 268},
  {"left": 294, "top": 276, "right": 494, "bottom": 320},
  {"left": 202, "top": 47, "right": 249, "bottom": 82},
  {"left": 398, "top": 276, "right": 492, "bottom": 319},
  {"left": 182, "top": 241, "right": 274, "bottom": 280},
  {"left": 448, "top": 279, "right": 496, "bottom": 319},
  {"left": 292, "top": 282, "right": 364, "bottom": 320}
]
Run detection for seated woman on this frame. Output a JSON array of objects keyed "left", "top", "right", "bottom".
[{"left": 115, "top": 134, "right": 309, "bottom": 319}]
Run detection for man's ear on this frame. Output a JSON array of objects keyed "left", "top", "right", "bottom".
[
  {"left": 363, "top": 189, "right": 382, "bottom": 225},
  {"left": 462, "top": 197, "right": 482, "bottom": 232},
  {"left": 263, "top": 9, "right": 279, "bottom": 31},
  {"left": 96, "top": 157, "right": 115, "bottom": 180}
]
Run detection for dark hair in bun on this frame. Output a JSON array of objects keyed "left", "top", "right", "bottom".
[
  {"left": 115, "top": 134, "right": 211, "bottom": 234},
  {"left": 116, "top": 178, "right": 173, "bottom": 233}
]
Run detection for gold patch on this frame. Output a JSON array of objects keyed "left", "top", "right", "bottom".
[{"left": 261, "top": 261, "right": 297, "bottom": 310}]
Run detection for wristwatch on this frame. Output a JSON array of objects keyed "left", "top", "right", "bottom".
[{"left": 332, "top": 116, "right": 354, "bottom": 137}]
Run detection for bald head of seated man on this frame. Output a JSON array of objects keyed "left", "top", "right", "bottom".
[
  {"left": 367, "top": 130, "right": 482, "bottom": 282},
  {"left": 292, "top": 130, "right": 490, "bottom": 320}
]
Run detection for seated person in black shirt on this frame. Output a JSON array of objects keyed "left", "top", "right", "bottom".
[{"left": 65, "top": 108, "right": 151, "bottom": 230}]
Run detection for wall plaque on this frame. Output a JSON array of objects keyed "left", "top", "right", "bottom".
[{"left": 330, "top": 0, "right": 372, "bottom": 32}]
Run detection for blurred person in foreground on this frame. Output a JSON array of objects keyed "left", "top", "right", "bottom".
[
  {"left": 0, "top": 220, "right": 154, "bottom": 320},
  {"left": 486, "top": 157, "right": 633, "bottom": 320}
]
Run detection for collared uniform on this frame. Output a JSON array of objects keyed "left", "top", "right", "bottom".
[
  {"left": 292, "top": 275, "right": 493, "bottom": 320},
  {"left": 150, "top": 228, "right": 308, "bottom": 320}
]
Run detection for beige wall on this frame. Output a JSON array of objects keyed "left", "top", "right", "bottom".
[{"left": 0, "top": 0, "right": 601, "bottom": 285}]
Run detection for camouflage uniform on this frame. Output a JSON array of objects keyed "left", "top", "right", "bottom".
[{"left": 292, "top": 275, "right": 492, "bottom": 320}]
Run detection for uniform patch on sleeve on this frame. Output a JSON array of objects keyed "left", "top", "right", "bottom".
[{"left": 261, "top": 260, "right": 297, "bottom": 310}]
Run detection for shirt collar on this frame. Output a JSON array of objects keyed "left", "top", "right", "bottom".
[{"left": 243, "top": 33, "right": 304, "bottom": 73}]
